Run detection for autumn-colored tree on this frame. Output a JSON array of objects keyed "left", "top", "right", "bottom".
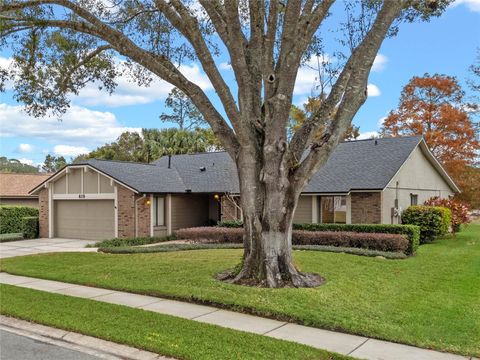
[
  {"left": 381, "top": 74, "right": 480, "bottom": 204},
  {"left": 289, "top": 97, "right": 360, "bottom": 141}
]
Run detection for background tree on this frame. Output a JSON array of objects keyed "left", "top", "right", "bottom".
[
  {"left": 0, "top": 156, "right": 39, "bottom": 173},
  {"left": 42, "top": 154, "right": 66, "bottom": 173},
  {"left": 289, "top": 97, "right": 360, "bottom": 141},
  {"left": 0, "top": 0, "right": 450, "bottom": 287},
  {"left": 74, "top": 128, "right": 221, "bottom": 163},
  {"left": 160, "top": 87, "right": 206, "bottom": 129},
  {"left": 380, "top": 74, "right": 480, "bottom": 205}
]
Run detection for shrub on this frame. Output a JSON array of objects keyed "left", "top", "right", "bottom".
[
  {"left": 293, "top": 223, "right": 420, "bottom": 254},
  {"left": 0, "top": 233, "right": 24, "bottom": 242},
  {"left": 90, "top": 235, "right": 173, "bottom": 248},
  {"left": 21, "top": 216, "right": 38, "bottom": 239},
  {"left": 175, "top": 227, "right": 244, "bottom": 243},
  {"left": 217, "top": 220, "right": 243, "bottom": 228},
  {"left": 176, "top": 227, "right": 409, "bottom": 253},
  {"left": 424, "top": 197, "right": 470, "bottom": 233},
  {"left": 401, "top": 206, "right": 451, "bottom": 243},
  {"left": 293, "top": 230, "right": 408, "bottom": 252},
  {"left": 0, "top": 206, "right": 38, "bottom": 234}
]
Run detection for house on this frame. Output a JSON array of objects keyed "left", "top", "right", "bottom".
[
  {"left": 0, "top": 173, "right": 51, "bottom": 208},
  {"left": 29, "top": 136, "right": 459, "bottom": 240}
]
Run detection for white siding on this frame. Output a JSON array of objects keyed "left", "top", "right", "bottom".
[{"left": 382, "top": 146, "right": 455, "bottom": 224}]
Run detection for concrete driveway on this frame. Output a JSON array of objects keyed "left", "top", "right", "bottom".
[{"left": 0, "top": 238, "right": 98, "bottom": 259}]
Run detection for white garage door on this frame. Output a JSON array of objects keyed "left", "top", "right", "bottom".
[{"left": 54, "top": 200, "right": 115, "bottom": 240}]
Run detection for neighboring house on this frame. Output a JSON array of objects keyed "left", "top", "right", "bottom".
[
  {"left": 0, "top": 173, "right": 51, "bottom": 208},
  {"left": 30, "top": 136, "right": 459, "bottom": 240}
]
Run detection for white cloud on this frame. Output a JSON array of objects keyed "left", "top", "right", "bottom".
[
  {"left": 54, "top": 145, "right": 90, "bottom": 157},
  {"left": 377, "top": 116, "right": 388, "bottom": 127},
  {"left": 76, "top": 63, "right": 212, "bottom": 107},
  {"left": 18, "top": 158, "right": 34, "bottom": 166},
  {"left": 367, "top": 84, "right": 381, "bottom": 97},
  {"left": 219, "top": 62, "right": 232, "bottom": 71},
  {"left": 372, "top": 54, "right": 388, "bottom": 72},
  {"left": 357, "top": 131, "right": 379, "bottom": 140},
  {"left": 0, "top": 103, "right": 141, "bottom": 149},
  {"left": 16, "top": 143, "right": 33, "bottom": 153},
  {"left": 294, "top": 56, "right": 334, "bottom": 96},
  {"left": 451, "top": 0, "right": 480, "bottom": 12}
]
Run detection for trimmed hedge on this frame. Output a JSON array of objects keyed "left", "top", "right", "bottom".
[
  {"left": 0, "top": 206, "right": 38, "bottom": 235},
  {"left": 217, "top": 222, "right": 420, "bottom": 254},
  {"left": 89, "top": 235, "right": 173, "bottom": 248},
  {"left": 293, "top": 230, "right": 408, "bottom": 252},
  {"left": 401, "top": 205, "right": 451, "bottom": 243},
  {"left": 175, "top": 227, "right": 410, "bottom": 254},
  {"left": 0, "top": 233, "right": 24, "bottom": 242},
  {"left": 293, "top": 223, "right": 420, "bottom": 254},
  {"left": 21, "top": 216, "right": 38, "bottom": 239}
]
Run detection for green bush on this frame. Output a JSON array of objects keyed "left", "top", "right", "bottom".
[
  {"left": 0, "top": 233, "right": 24, "bottom": 242},
  {"left": 0, "top": 206, "right": 38, "bottom": 235},
  {"left": 401, "top": 206, "right": 451, "bottom": 243},
  {"left": 217, "top": 220, "right": 243, "bottom": 228},
  {"left": 21, "top": 216, "right": 39, "bottom": 239},
  {"left": 90, "top": 235, "right": 174, "bottom": 248},
  {"left": 292, "top": 223, "right": 420, "bottom": 254}
]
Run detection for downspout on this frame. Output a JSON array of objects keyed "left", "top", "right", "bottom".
[{"left": 135, "top": 194, "right": 146, "bottom": 238}]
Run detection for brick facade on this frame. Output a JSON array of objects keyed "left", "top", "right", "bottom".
[
  {"left": 221, "top": 196, "right": 241, "bottom": 221},
  {"left": 38, "top": 188, "right": 49, "bottom": 238},
  {"left": 351, "top": 192, "right": 382, "bottom": 224},
  {"left": 117, "top": 185, "right": 151, "bottom": 238}
]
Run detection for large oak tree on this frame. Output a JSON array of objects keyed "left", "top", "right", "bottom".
[{"left": 0, "top": 0, "right": 449, "bottom": 287}]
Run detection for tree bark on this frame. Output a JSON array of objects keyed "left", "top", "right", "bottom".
[{"left": 224, "top": 150, "right": 323, "bottom": 288}]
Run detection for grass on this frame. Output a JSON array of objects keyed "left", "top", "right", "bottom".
[
  {"left": 99, "top": 242, "right": 407, "bottom": 259},
  {"left": 0, "top": 285, "right": 345, "bottom": 360},
  {"left": 0, "top": 233, "right": 24, "bottom": 242},
  {"left": 1, "top": 225, "right": 479, "bottom": 356}
]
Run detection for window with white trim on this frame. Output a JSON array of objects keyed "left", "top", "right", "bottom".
[
  {"left": 154, "top": 196, "right": 165, "bottom": 226},
  {"left": 410, "top": 194, "right": 418, "bottom": 206}
]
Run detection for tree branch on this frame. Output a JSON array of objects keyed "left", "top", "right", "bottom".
[{"left": 290, "top": 2, "right": 405, "bottom": 190}]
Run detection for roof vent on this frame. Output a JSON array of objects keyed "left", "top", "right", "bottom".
[
  {"left": 200, "top": 166, "right": 206, "bottom": 172},
  {"left": 374, "top": 139, "right": 378, "bottom": 145}
]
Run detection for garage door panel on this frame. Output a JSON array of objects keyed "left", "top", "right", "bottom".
[{"left": 55, "top": 200, "right": 114, "bottom": 240}]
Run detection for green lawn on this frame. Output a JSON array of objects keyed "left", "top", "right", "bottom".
[
  {"left": 1, "top": 225, "right": 479, "bottom": 356},
  {"left": 0, "top": 285, "right": 343, "bottom": 360}
]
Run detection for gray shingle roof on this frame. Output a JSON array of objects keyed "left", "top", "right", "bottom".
[
  {"left": 76, "top": 159, "right": 187, "bottom": 193},
  {"left": 75, "top": 136, "right": 424, "bottom": 194},
  {"left": 304, "top": 136, "right": 423, "bottom": 193}
]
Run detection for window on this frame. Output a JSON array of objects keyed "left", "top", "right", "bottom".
[
  {"left": 320, "top": 196, "right": 347, "bottom": 224},
  {"left": 154, "top": 196, "right": 165, "bottom": 226},
  {"left": 410, "top": 194, "right": 418, "bottom": 206}
]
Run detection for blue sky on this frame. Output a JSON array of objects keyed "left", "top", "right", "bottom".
[{"left": 1, "top": 0, "right": 479, "bottom": 167}]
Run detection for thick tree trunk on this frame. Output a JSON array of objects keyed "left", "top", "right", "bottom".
[{"left": 223, "top": 150, "right": 324, "bottom": 288}]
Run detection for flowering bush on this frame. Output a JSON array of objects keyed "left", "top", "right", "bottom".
[{"left": 424, "top": 197, "right": 470, "bottom": 232}]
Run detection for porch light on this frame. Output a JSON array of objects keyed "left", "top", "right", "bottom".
[
  {"left": 213, "top": 194, "right": 220, "bottom": 200},
  {"left": 145, "top": 199, "right": 151, "bottom": 206}
]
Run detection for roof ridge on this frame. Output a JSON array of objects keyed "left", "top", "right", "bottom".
[
  {"left": 86, "top": 159, "right": 157, "bottom": 166},
  {"left": 341, "top": 135, "right": 423, "bottom": 144}
]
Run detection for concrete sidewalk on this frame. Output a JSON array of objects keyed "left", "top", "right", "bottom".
[
  {"left": 0, "top": 272, "right": 474, "bottom": 360},
  {"left": 0, "top": 238, "right": 97, "bottom": 259}
]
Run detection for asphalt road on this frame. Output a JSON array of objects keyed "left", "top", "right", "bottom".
[{"left": 0, "top": 329, "right": 103, "bottom": 360}]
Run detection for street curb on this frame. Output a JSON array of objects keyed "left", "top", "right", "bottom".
[{"left": 0, "top": 315, "right": 172, "bottom": 360}]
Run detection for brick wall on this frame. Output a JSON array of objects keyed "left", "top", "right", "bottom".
[
  {"left": 221, "top": 196, "right": 241, "bottom": 221},
  {"left": 38, "top": 188, "right": 49, "bottom": 238},
  {"left": 351, "top": 192, "right": 382, "bottom": 224},
  {"left": 136, "top": 195, "right": 151, "bottom": 237},
  {"left": 117, "top": 185, "right": 151, "bottom": 238}
]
